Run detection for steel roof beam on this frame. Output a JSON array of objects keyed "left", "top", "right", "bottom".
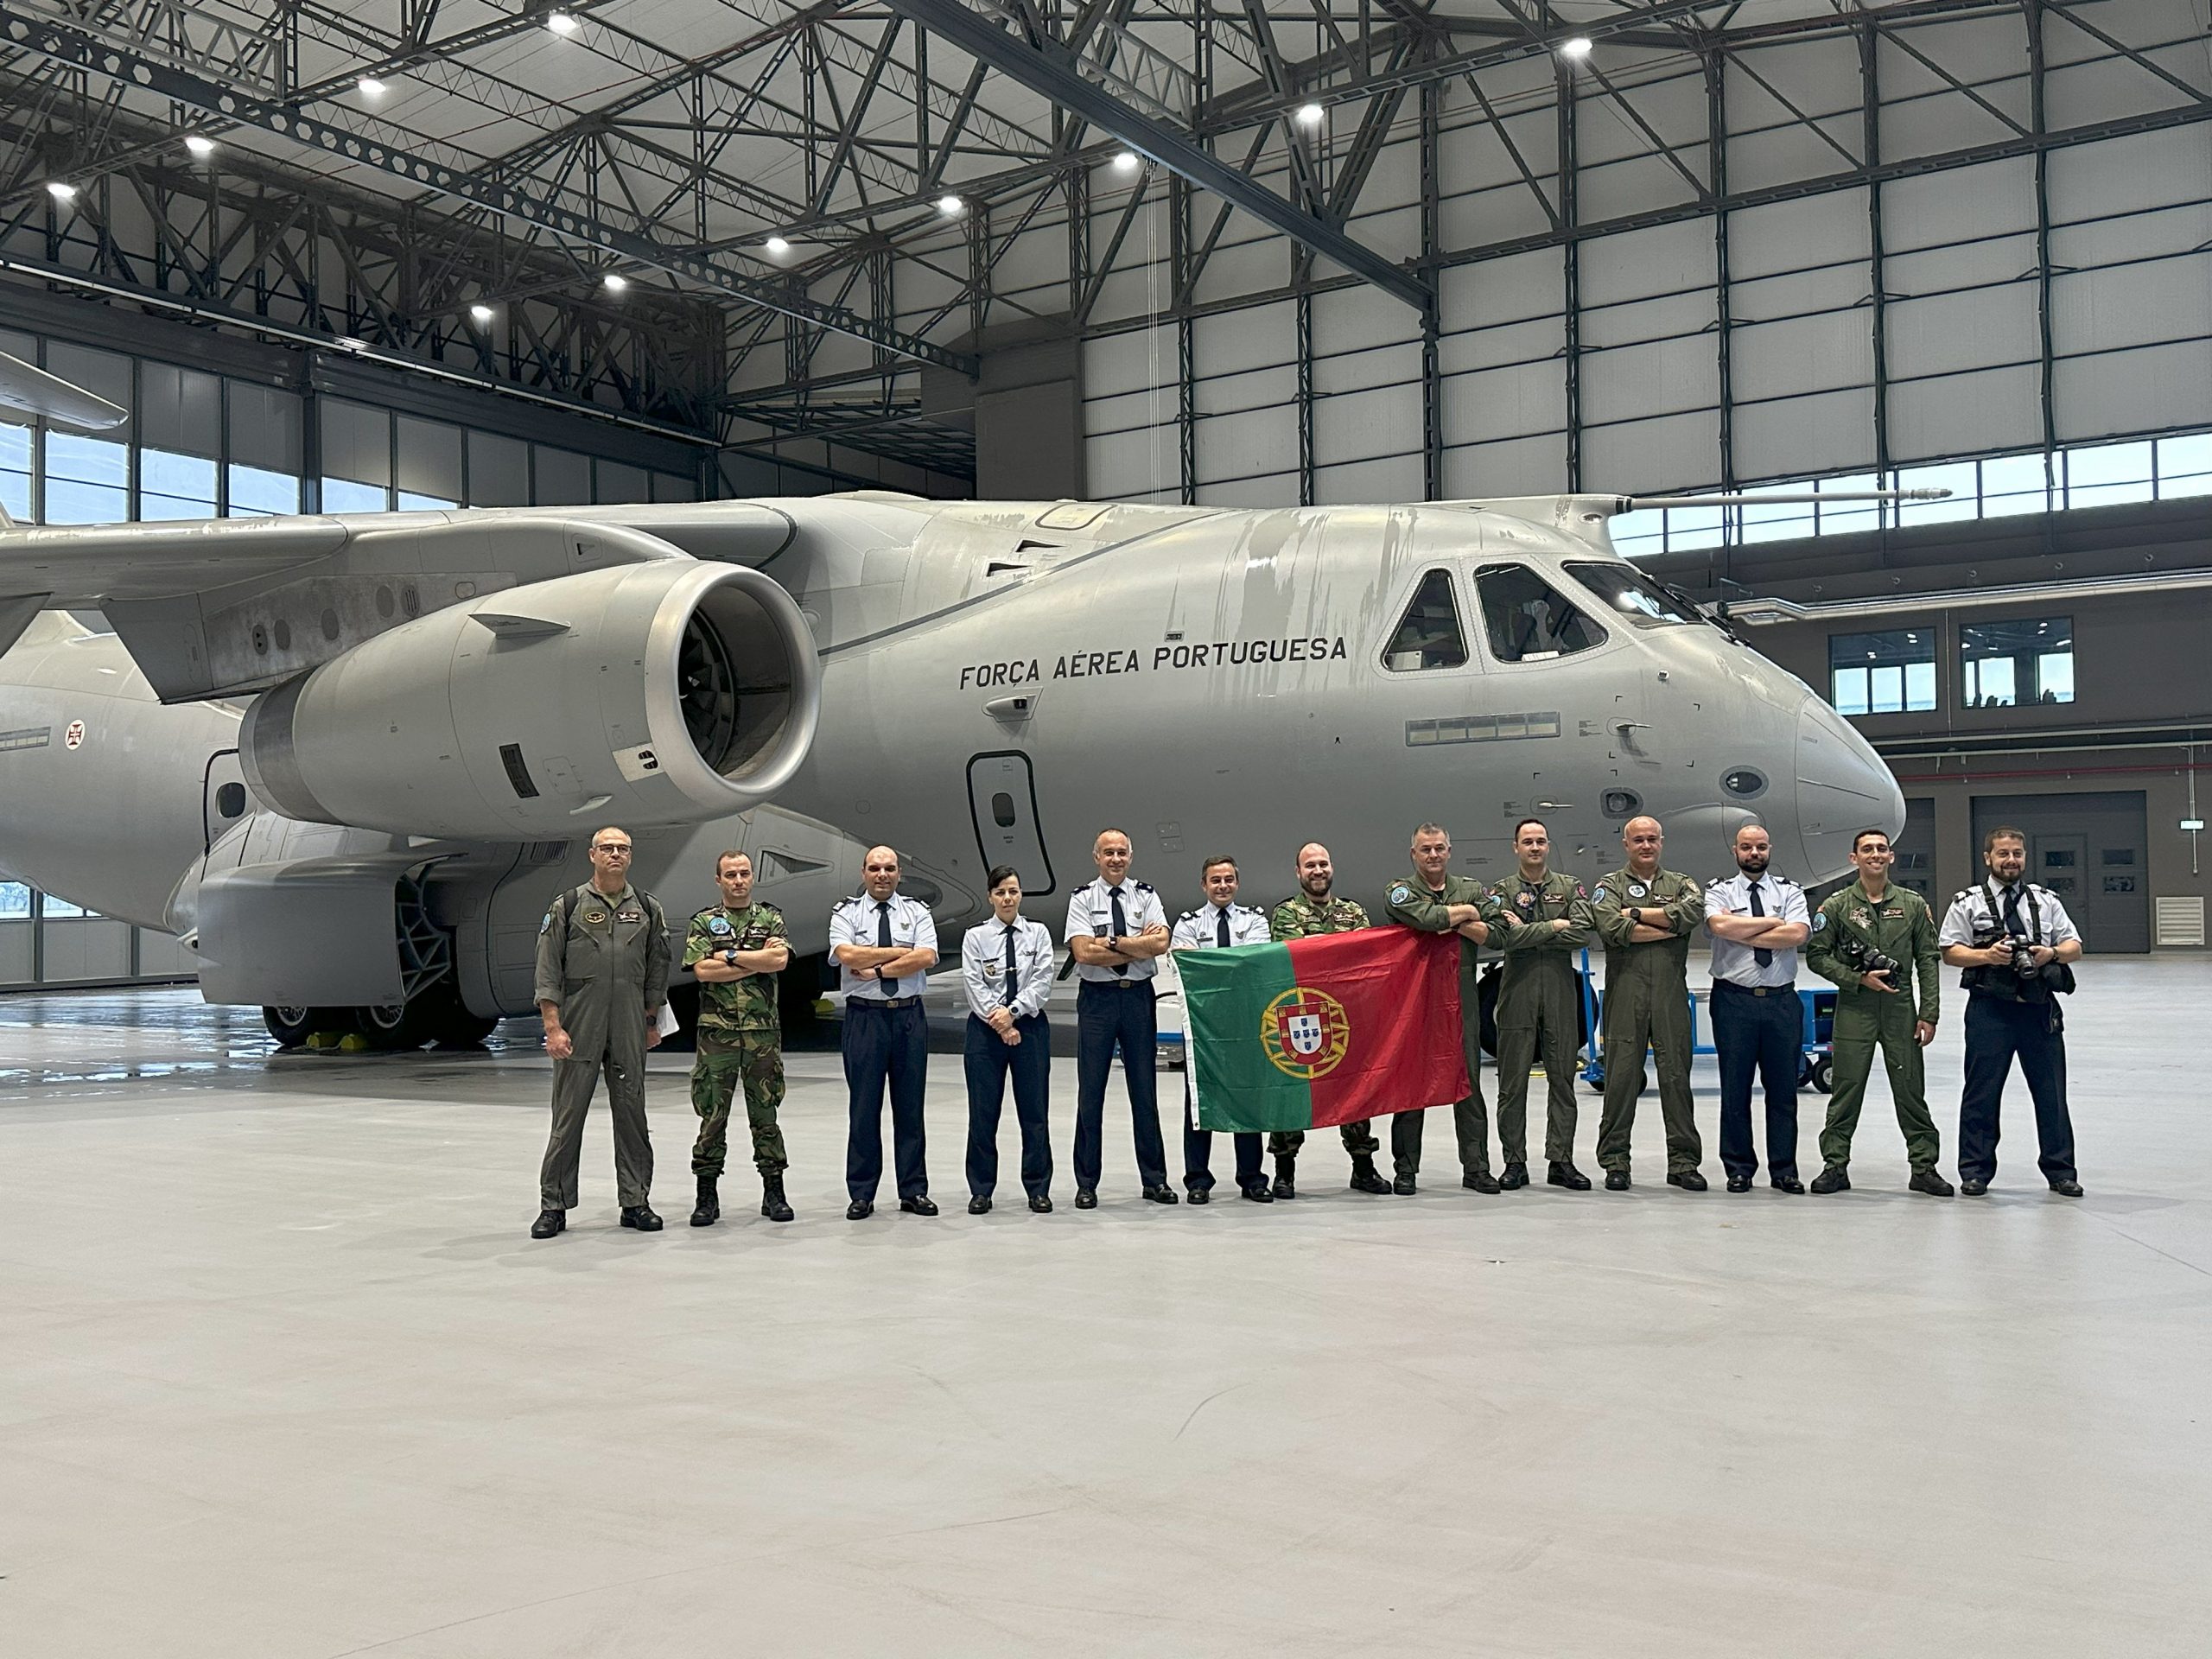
[{"left": 882, "top": 0, "right": 1432, "bottom": 313}]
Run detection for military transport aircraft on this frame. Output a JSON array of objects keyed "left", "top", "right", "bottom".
[{"left": 0, "top": 363, "right": 1909, "bottom": 1048}]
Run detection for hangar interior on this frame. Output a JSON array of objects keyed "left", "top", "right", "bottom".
[{"left": 3, "top": 2, "right": 2212, "bottom": 1654}]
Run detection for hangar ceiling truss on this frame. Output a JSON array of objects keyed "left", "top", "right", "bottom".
[{"left": 0, "top": 0, "right": 2205, "bottom": 488}]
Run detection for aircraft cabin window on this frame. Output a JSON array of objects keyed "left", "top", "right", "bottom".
[
  {"left": 1475, "top": 564, "right": 1605, "bottom": 663},
  {"left": 1563, "top": 562, "right": 1703, "bottom": 626},
  {"left": 1382, "top": 569, "right": 1471, "bottom": 671}
]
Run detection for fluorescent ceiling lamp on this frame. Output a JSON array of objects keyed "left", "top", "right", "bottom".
[
  {"left": 334, "top": 335, "right": 370, "bottom": 352},
  {"left": 1558, "top": 36, "right": 1594, "bottom": 60},
  {"left": 1294, "top": 101, "right": 1325, "bottom": 129},
  {"left": 184, "top": 135, "right": 217, "bottom": 160}
]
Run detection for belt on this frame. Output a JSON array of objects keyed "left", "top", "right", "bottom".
[
  {"left": 1081, "top": 977, "right": 1151, "bottom": 989},
  {"left": 851, "top": 994, "right": 921, "bottom": 1009},
  {"left": 1714, "top": 979, "right": 1796, "bottom": 997}
]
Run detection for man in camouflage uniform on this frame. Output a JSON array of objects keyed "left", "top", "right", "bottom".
[
  {"left": 683, "top": 849, "right": 796, "bottom": 1225},
  {"left": 1590, "top": 816, "right": 1707, "bottom": 1191},
  {"left": 1382, "top": 821, "right": 1497, "bottom": 1194},
  {"left": 1487, "top": 817, "right": 1594, "bottom": 1191},
  {"left": 1804, "top": 827, "right": 1952, "bottom": 1196},
  {"left": 1268, "top": 841, "right": 1389, "bottom": 1197}
]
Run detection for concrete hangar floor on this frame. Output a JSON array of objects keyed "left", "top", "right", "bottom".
[{"left": 2, "top": 965, "right": 2208, "bottom": 1658}]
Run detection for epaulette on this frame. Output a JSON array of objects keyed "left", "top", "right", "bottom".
[
  {"left": 1954, "top": 889, "right": 1974, "bottom": 903},
  {"left": 1773, "top": 874, "right": 1798, "bottom": 886},
  {"left": 690, "top": 906, "right": 721, "bottom": 921},
  {"left": 1706, "top": 875, "right": 1727, "bottom": 887},
  {"left": 1178, "top": 908, "right": 1198, "bottom": 923},
  {"left": 834, "top": 894, "right": 865, "bottom": 910},
  {"left": 1135, "top": 881, "right": 1154, "bottom": 893}
]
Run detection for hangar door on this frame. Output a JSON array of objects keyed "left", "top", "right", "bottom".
[
  {"left": 1971, "top": 791, "right": 2148, "bottom": 953},
  {"left": 968, "top": 752, "right": 1055, "bottom": 897}
]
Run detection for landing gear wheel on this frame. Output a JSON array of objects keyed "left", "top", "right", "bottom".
[
  {"left": 264, "top": 1005, "right": 346, "bottom": 1047},
  {"left": 1810, "top": 1055, "right": 1834, "bottom": 1094},
  {"left": 355, "top": 999, "right": 437, "bottom": 1051}
]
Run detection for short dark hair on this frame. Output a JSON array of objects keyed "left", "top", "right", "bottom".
[
  {"left": 1983, "top": 825, "right": 2027, "bottom": 855},
  {"left": 1412, "top": 822, "right": 1448, "bottom": 842},
  {"left": 1851, "top": 828, "right": 1891, "bottom": 852},
  {"left": 1513, "top": 817, "right": 1547, "bottom": 841},
  {"left": 1200, "top": 854, "right": 1237, "bottom": 877},
  {"left": 985, "top": 864, "right": 1021, "bottom": 891},
  {"left": 713, "top": 849, "right": 751, "bottom": 874},
  {"left": 1094, "top": 826, "right": 1131, "bottom": 849}
]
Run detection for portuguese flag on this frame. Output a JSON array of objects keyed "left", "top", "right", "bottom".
[{"left": 1182, "top": 927, "right": 1469, "bottom": 1132}]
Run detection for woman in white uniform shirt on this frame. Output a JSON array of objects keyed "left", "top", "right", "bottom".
[{"left": 961, "top": 866, "right": 1058, "bottom": 1213}]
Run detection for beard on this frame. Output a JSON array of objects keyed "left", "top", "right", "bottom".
[{"left": 1738, "top": 854, "right": 1770, "bottom": 875}]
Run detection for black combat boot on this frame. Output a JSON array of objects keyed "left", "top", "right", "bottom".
[
  {"left": 620, "top": 1205, "right": 663, "bottom": 1231},
  {"left": 1348, "top": 1154, "right": 1393, "bottom": 1194},
  {"left": 760, "top": 1170, "right": 794, "bottom": 1223},
  {"left": 1271, "top": 1154, "right": 1297, "bottom": 1200},
  {"left": 690, "top": 1174, "right": 720, "bottom": 1228}
]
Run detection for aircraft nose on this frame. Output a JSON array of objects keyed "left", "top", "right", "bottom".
[{"left": 1796, "top": 696, "right": 1904, "bottom": 882}]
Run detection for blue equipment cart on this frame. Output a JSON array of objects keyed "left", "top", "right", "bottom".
[{"left": 1574, "top": 948, "right": 1834, "bottom": 1093}]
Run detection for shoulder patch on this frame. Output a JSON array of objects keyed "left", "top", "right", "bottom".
[
  {"left": 539, "top": 910, "right": 553, "bottom": 935},
  {"left": 1389, "top": 883, "right": 1412, "bottom": 906},
  {"left": 1812, "top": 912, "right": 1827, "bottom": 931}
]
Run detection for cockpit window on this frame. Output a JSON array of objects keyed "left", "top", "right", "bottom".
[
  {"left": 1475, "top": 563, "right": 1606, "bottom": 663},
  {"left": 1382, "top": 568, "right": 1470, "bottom": 671},
  {"left": 1564, "top": 561, "right": 1704, "bottom": 626}
]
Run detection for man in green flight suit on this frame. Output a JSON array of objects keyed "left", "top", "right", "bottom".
[
  {"left": 1268, "top": 841, "right": 1389, "bottom": 1198},
  {"left": 531, "top": 825, "right": 671, "bottom": 1239},
  {"left": 1591, "top": 816, "right": 1707, "bottom": 1191},
  {"left": 1487, "top": 817, "right": 1594, "bottom": 1191},
  {"left": 1382, "top": 821, "right": 1497, "bottom": 1195},
  {"left": 684, "top": 849, "right": 796, "bottom": 1226},
  {"left": 1803, "top": 827, "right": 1953, "bottom": 1196}
]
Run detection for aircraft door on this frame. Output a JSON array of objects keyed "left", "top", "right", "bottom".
[
  {"left": 967, "top": 751, "right": 1055, "bottom": 896},
  {"left": 201, "top": 748, "right": 251, "bottom": 853}
]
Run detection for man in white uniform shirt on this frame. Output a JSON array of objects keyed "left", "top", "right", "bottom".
[
  {"left": 1938, "top": 826, "right": 2085, "bottom": 1197},
  {"left": 1704, "top": 823, "right": 1812, "bottom": 1192},
  {"left": 1064, "top": 827, "right": 1176, "bottom": 1208},
  {"left": 959, "top": 864, "right": 1058, "bottom": 1213},
  {"left": 829, "top": 844, "right": 940, "bottom": 1220},
  {"left": 1170, "top": 854, "right": 1274, "bottom": 1205}
]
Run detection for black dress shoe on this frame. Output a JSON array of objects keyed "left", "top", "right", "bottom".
[
  {"left": 1141, "top": 1185, "right": 1180, "bottom": 1205},
  {"left": 1726, "top": 1173, "right": 1752, "bottom": 1192},
  {"left": 1667, "top": 1170, "right": 1708, "bottom": 1192},
  {"left": 1909, "top": 1169, "right": 1955, "bottom": 1198},
  {"left": 529, "top": 1209, "right": 565, "bottom": 1239},
  {"left": 1392, "top": 1173, "right": 1417, "bottom": 1195},
  {"left": 1771, "top": 1175, "right": 1805, "bottom": 1194},
  {"left": 846, "top": 1198, "right": 874, "bottom": 1220},
  {"left": 1808, "top": 1165, "right": 1850, "bottom": 1194},
  {"left": 1348, "top": 1157, "right": 1392, "bottom": 1194},
  {"left": 1074, "top": 1188, "right": 1098, "bottom": 1209},
  {"left": 620, "top": 1205, "right": 663, "bottom": 1230},
  {"left": 1498, "top": 1162, "right": 1529, "bottom": 1191},
  {"left": 1239, "top": 1184, "right": 1274, "bottom": 1204},
  {"left": 1961, "top": 1178, "right": 1989, "bottom": 1196},
  {"left": 2049, "top": 1179, "right": 2084, "bottom": 1198},
  {"left": 1029, "top": 1192, "right": 1053, "bottom": 1213},
  {"left": 1548, "top": 1160, "right": 1592, "bottom": 1191},
  {"left": 1186, "top": 1186, "right": 1211, "bottom": 1205},
  {"left": 967, "top": 1195, "right": 991, "bottom": 1215},
  {"left": 1604, "top": 1169, "right": 1630, "bottom": 1192},
  {"left": 1463, "top": 1168, "right": 1501, "bottom": 1194},
  {"left": 899, "top": 1194, "right": 940, "bottom": 1216}
]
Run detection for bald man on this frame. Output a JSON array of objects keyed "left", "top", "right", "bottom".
[{"left": 1589, "top": 817, "right": 1707, "bottom": 1192}]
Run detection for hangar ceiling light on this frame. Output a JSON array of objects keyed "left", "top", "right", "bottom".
[
  {"left": 1558, "top": 36, "right": 1593, "bottom": 60},
  {"left": 544, "top": 11, "right": 579, "bottom": 35},
  {"left": 762, "top": 235, "right": 791, "bottom": 257},
  {"left": 602, "top": 273, "right": 629, "bottom": 293},
  {"left": 1294, "top": 102, "right": 1325, "bottom": 129},
  {"left": 356, "top": 76, "right": 387, "bottom": 99},
  {"left": 184, "top": 135, "right": 216, "bottom": 160},
  {"left": 468, "top": 303, "right": 495, "bottom": 326},
  {"left": 936, "top": 194, "right": 964, "bottom": 217},
  {"left": 44, "top": 180, "right": 77, "bottom": 201}
]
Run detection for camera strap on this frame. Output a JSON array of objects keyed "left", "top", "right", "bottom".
[{"left": 1983, "top": 880, "right": 2042, "bottom": 946}]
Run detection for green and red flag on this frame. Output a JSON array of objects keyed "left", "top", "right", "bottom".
[{"left": 1181, "top": 926, "right": 1468, "bottom": 1132}]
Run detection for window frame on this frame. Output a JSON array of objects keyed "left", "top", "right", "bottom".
[
  {"left": 1472, "top": 562, "right": 1610, "bottom": 666},
  {"left": 1379, "top": 565, "right": 1474, "bottom": 673}
]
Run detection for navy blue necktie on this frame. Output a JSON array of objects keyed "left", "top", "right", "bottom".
[
  {"left": 1109, "top": 886, "right": 1128, "bottom": 976},
  {"left": 1749, "top": 881, "right": 1772, "bottom": 969},
  {"left": 874, "top": 901, "right": 893, "bottom": 995},
  {"left": 1216, "top": 907, "right": 1230, "bottom": 948},
  {"left": 2001, "top": 885, "right": 2025, "bottom": 938},
  {"left": 1001, "top": 924, "right": 1018, "bottom": 1007}
]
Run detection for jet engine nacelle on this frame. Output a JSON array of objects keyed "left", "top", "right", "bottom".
[{"left": 239, "top": 560, "right": 818, "bottom": 840}]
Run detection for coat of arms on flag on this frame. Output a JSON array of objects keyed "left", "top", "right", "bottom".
[{"left": 1260, "top": 987, "right": 1351, "bottom": 1079}]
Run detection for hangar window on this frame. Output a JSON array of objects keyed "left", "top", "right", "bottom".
[
  {"left": 1563, "top": 563, "right": 1702, "bottom": 626},
  {"left": 1382, "top": 569, "right": 1470, "bottom": 671},
  {"left": 1961, "top": 617, "right": 2073, "bottom": 708},
  {"left": 1475, "top": 564, "right": 1605, "bottom": 663},
  {"left": 1828, "top": 630, "right": 1936, "bottom": 715}
]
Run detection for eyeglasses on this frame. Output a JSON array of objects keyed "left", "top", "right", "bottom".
[{"left": 595, "top": 844, "right": 633, "bottom": 855}]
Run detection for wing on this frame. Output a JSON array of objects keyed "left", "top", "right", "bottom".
[
  {"left": 0, "top": 501, "right": 795, "bottom": 698},
  {"left": 0, "top": 348, "right": 126, "bottom": 431}
]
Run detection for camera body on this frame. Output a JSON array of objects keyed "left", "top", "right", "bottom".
[
  {"left": 1967, "top": 922, "right": 2056, "bottom": 998},
  {"left": 1834, "top": 931, "right": 1904, "bottom": 983}
]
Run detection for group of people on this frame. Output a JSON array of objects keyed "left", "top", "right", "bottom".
[{"left": 522, "top": 814, "right": 2087, "bottom": 1239}]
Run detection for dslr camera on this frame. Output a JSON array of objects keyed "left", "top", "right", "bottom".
[
  {"left": 1834, "top": 931, "right": 1904, "bottom": 983},
  {"left": 1969, "top": 922, "right": 2058, "bottom": 995}
]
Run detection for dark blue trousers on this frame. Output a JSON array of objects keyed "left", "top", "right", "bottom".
[
  {"left": 843, "top": 999, "right": 929, "bottom": 1201},
  {"left": 1182, "top": 1077, "right": 1263, "bottom": 1193},
  {"left": 1712, "top": 980, "right": 1802, "bottom": 1182},
  {"left": 1073, "top": 982, "right": 1167, "bottom": 1191},
  {"left": 965, "top": 1012, "right": 1052, "bottom": 1199},
  {"left": 1959, "top": 994, "right": 2075, "bottom": 1185}
]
